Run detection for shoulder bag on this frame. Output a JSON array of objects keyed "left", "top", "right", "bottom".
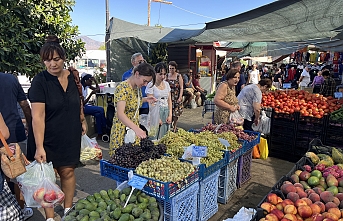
[
  {"left": 124, "top": 89, "right": 141, "bottom": 144},
  {"left": 68, "top": 67, "right": 86, "bottom": 123},
  {"left": 0, "top": 131, "right": 29, "bottom": 179}
]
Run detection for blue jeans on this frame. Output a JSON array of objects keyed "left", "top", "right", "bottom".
[{"left": 84, "top": 105, "right": 107, "bottom": 135}]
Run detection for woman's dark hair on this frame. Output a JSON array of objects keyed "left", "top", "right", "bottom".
[
  {"left": 133, "top": 62, "right": 156, "bottom": 85},
  {"left": 225, "top": 69, "right": 240, "bottom": 80},
  {"left": 40, "top": 35, "right": 66, "bottom": 62},
  {"left": 154, "top": 62, "right": 167, "bottom": 74},
  {"left": 168, "top": 61, "right": 178, "bottom": 69},
  {"left": 322, "top": 70, "right": 330, "bottom": 77},
  {"left": 259, "top": 79, "right": 272, "bottom": 88}
]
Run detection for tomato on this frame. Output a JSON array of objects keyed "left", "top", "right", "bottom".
[{"left": 295, "top": 107, "right": 300, "bottom": 112}]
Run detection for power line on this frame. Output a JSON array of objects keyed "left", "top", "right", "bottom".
[{"left": 171, "top": 4, "right": 218, "bottom": 20}]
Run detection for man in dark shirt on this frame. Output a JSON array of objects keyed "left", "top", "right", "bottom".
[{"left": 320, "top": 70, "right": 336, "bottom": 97}]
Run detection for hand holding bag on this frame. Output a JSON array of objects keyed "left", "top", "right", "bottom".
[{"left": 0, "top": 130, "right": 29, "bottom": 179}]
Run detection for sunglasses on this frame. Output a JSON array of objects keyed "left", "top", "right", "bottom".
[{"left": 169, "top": 67, "right": 175, "bottom": 70}]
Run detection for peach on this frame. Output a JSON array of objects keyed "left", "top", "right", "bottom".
[
  {"left": 282, "top": 183, "right": 297, "bottom": 195},
  {"left": 326, "top": 202, "right": 339, "bottom": 212},
  {"left": 328, "top": 208, "right": 342, "bottom": 219},
  {"left": 311, "top": 213, "right": 325, "bottom": 221},
  {"left": 271, "top": 208, "right": 285, "bottom": 220},
  {"left": 309, "top": 193, "right": 321, "bottom": 203},
  {"left": 284, "top": 204, "right": 297, "bottom": 215},
  {"left": 265, "top": 213, "right": 279, "bottom": 221},
  {"left": 295, "top": 199, "right": 309, "bottom": 207},
  {"left": 302, "top": 197, "right": 313, "bottom": 206},
  {"left": 298, "top": 190, "right": 309, "bottom": 199},
  {"left": 323, "top": 218, "right": 335, "bottom": 221},
  {"left": 310, "top": 203, "right": 322, "bottom": 215},
  {"left": 276, "top": 202, "right": 284, "bottom": 211},
  {"left": 280, "top": 219, "right": 292, "bottom": 221},
  {"left": 321, "top": 191, "right": 335, "bottom": 203},
  {"left": 261, "top": 202, "right": 273, "bottom": 213},
  {"left": 284, "top": 180, "right": 293, "bottom": 185},
  {"left": 282, "top": 199, "right": 295, "bottom": 208},
  {"left": 267, "top": 193, "right": 280, "bottom": 205},
  {"left": 284, "top": 213, "right": 298, "bottom": 221},
  {"left": 325, "top": 212, "right": 339, "bottom": 221},
  {"left": 294, "top": 182, "right": 304, "bottom": 189},
  {"left": 287, "top": 192, "right": 300, "bottom": 203},
  {"left": 333, "top": 197, "right": 340, "bottom": 207},
  {"left": 296, "top": 214, "right": 304, "bottom": 220},
  {"left": 314, "top": 201, "right": 326, "bottom": 213},
  {"left": 298, "top": 205, "right": 313, "bottom": 218},
  {"left": 277, "top": 196, "right": 283, "bottom": 203},
  {"left": 306, "top": 189, "right": 316, "bottom": 196}
]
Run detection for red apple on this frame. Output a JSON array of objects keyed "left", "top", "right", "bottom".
[
  {"left": 33, "top": 188, "right": 46, "bottom": 203},
  {"left": 271, "top": 208, "right": 285, "bottom": 220},
  {"left": 43, "top": 190, "right": 57, "bottom": 203},
  {"left": 56, "top": 191, "right": 65, "bottom": 204},
  {"left": 267, "top": 193, "right": 279, "bottom": 205}
]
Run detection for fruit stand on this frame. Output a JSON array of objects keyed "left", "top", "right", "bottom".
[{"left": 83, "top": 127, "right": 262, "bottom": 221}]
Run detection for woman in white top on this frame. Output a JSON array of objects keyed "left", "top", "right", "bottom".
[
  {"left": 146, "top": 62, "right": 172, "bottom": 139},
  {"left": 247, "top": 64, "right": 260, "bottom": 84},
  {"left": 299, "top": 66, "right": 311, "bottom": 89}
]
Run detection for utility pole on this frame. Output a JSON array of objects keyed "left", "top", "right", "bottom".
[
  {"left": 147, "top": 0, "right": 172, "bottom": 26},
  {"left": 105, "top": 0, "right": 111, "bottom": 82}
]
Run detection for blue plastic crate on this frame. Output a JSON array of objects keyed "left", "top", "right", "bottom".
[
  {"left": 100, "top": 160, "right": 132, "bottom": 183},
  {"left": 198, "top": 170, "right": 220, "bottom": 221},
  {"left": 198, "top": 150, "right": 228, "bottom": 180},
  {"left": 217, "top": 158, "right": 238, "bottom": 204},
  {"left": 136, "top": 167, "right": 199, "bottom": 200},
  {"left": 243, "top": 130, "right": 261, "bottom": 151},
  {"left": 159, "top": 182, "right": 199, "bottom": 221},
  {"left": 236, "top": 148, "right": 253, "bottom": 188}
]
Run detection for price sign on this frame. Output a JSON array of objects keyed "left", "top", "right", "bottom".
[
  {"left": 192, "top": 146, "right": 207, "bottom": 157},
  {"left": 334, "top": 92, "right": 343, "bottom": 99},
  {"left": 218, "top": 138, "right": 230, "bottom": 148},
  {"left": 283, "top": 83, "right": 291, "bottom": 89},
  {"left": 128, "top": 175, "right": 148, "bottom": 190}
]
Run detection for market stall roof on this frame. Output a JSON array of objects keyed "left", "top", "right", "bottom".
[{"left": 109, "top": 0, "right": 343, "bottom": 44}]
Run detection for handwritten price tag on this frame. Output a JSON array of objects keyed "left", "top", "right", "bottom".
[
  {"left": 128, "top": 175, "right": 148, "bottom": 190},
  {"left": 334, "top": 92, "right": 343, "bottom": 99},
  {"left": 192, "top": 146, "right": 207, "bottom": 157}
]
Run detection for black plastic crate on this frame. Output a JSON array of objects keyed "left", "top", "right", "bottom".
[
  {"left": 286, "top": 157, "right": 314, "bottom": 177},
  {"left": 272, "top": 111, "right": 298, "bottom": 122},
  {"left": 269, "top": 139, "right": 294, "bottom": 152},
  {"left": 323, "top": 123, "right": 343, "bottom": 148},
  {"left": 250, "top": 208, "right": 264, "bottom": 221},
  {"left": 268, "top": 149, "right": 300, "bottom": 163}
]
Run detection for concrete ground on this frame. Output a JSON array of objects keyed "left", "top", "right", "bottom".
[{"left": 27, "top": 107, "right": 295, "bottom": 221}]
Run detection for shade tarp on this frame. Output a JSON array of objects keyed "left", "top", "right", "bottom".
[{"left": 110, "top": 0, "right": 343, "bottom": 44}]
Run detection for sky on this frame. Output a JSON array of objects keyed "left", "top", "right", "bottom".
[{"left": 70, "top": 0, "right": 276, "bottom": 42}]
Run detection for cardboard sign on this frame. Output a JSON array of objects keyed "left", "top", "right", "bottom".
[
  {"left": 128, "top": 175, "right": 148, "bottom": 190},
  {"left": 192, "top": 146, "right": 207, "bottom": 157}
]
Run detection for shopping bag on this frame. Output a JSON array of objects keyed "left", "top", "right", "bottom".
[
  {"left": 16, "top": 161, "right": 56, "bottom": 207},
  {"left": 33, "top": 175, "right": 65, "bottom": 208},
  {"left": 257, "top": 137, "right": 269, "bottom": 160},
  {"left": 124, "top": 127, "right": 136, "bottom": 144},
  {"left": 80, "top": 135, "right": 102, "bottom": 165},
  {"left": 229, "top": 110, "right": 244, "bottom": 125},
  {"left": 252, "top": 110, "right": 271, "bottom": 135},
  {"left": 148, "top": 103, "right": 160, "bottom": 137},
  {"left": 252, "top": 145, "right": 260, "bottom": 159}
]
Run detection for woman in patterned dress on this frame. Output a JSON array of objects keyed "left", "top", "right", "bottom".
[
  {"left": 214, "top": 69, "right": 240, "bottom": 124},
  {"left": 166, "top": 61, "right": 183, "bottom": 132},
  {"left": 109, "top": 63, "right": 156, "bottom": 156}
]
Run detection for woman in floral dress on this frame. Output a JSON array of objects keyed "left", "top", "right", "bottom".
[
  {"left": 109, "top": 63, "right": 156, "bottom": 156},
  {"left": 166, "top": 61, "right": 183, "bottom": 132},
  {"left": 214, "top": 69, "right": 240, "bottom": 124}
]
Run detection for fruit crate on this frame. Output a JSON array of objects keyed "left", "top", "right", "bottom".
[
  {"left": 196, "top": 150, "right": 228, "bottom": 180},
  {"left": 217, "top": 158, "right": 238, "bottom": 204},
  {"left": 250, "top": 208, "right": 264, "bottom": 221},
  {"left": 243, "top": 130, "right": 261, "bottom": 151},
  {"left": 236, "top": 148, "right": 253, "bottom": 188},
  {"left": 136, "top": 167, "right": 199, "bottom": 201},
  {"left": 197, "top": 170, "right": 220, "bottom": 221},
  {"left": 227, "top": 146, "right": 243, "bottom": 163},
  {"left": 323, "top": 120, "right": 343, "bottom": 148},
  {"left": 286, "top": 157, "right": 314, "bottom": 178},
  {"left": 100, "top": 160, "right": 132, "bottom": 183},
  {"left": 159, "top": 182, "right": 199, "bottom": 221}
]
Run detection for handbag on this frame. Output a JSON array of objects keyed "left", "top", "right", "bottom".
[
  {"left": 124, "top": 89, "right": 140, "bottom": 143},
  {"left": 68, "top": 67, "right": 86, "bottom": 123},
  {"left": 0, "top": 130, "right": 29, "bottom": 179}
]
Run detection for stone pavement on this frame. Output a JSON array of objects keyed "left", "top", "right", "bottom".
[{"left": 27, "top": 106, "right": 295, "bottom": 221}]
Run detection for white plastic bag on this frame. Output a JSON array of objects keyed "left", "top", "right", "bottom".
[
  {"left": 139, "top": 114, "right": 149, "bottom": 131},
  {"left": 252, "top": 110, "right": 271, "bottom": 135},
  {"left": 148, "top": 103, "right": 160, "bottom": 137},
  {"left": 191, "top": 98, "right": 197, "bottom": 109},
  {"left": 124, "top": 127, "right": 136, "bottom": 144},
  {"left": 33, "top": 176, "right": 65, "bottom": 208},
  {"left": 80, "top": 135, "right": 102, "bottom": 165},
  {"left": 229, "top": 110, "right": 244, "bottom": 125},
  {"left": 16, "top": 161, "right": 56, "bottom": 207}
]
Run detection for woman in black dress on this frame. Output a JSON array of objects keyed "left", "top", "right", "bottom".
[{"left": 27, "top": 35, "right": 87, "bottom": 220}]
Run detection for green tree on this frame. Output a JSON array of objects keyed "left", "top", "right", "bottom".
[
  {"left": 146, "top": 43, "right": 168, "bottom": 66},
  {"left": 98, "top": 44, "right": 106, "bottom": 50},
  {"left": 0, "top": 0, "right": 85, "bottom": 78}
]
